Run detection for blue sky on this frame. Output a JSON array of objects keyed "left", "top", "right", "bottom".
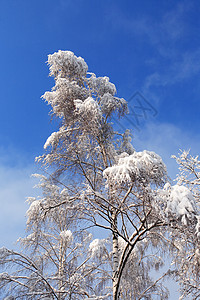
[
  {"left": 0, "top": 1, "right": 200, "bottom": 295},
  {"left": 1, "top": 0, "right": 200, "bottom": 158},
  {"left": 0, "top": 0, "right": 200, "bottom": 158}
]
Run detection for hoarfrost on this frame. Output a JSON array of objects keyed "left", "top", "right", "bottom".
[
  {"left": 60, "top": 230, "right": 73, "bottom": 244},
  {"left": 89, "top": 239, "right": 107, "bottom": 259},
  {"left": 44, "top": 126, "right": 66, "bottom": 149},
  {"left": 0, "top": 247, "right": 11, "bottom": 259},
  {"left": 48, "top": 50, "right": 88, "bottom": 79},
  {"left": 103, "top": 150, "right": 166, "bottom": 186},
  {"left": 0, "top": 272, "right": 10, "bottom": 281},
  {"left": 74, "top": 96, "right": 102, "bottom": 121},
  {"left": 157, "top": 183, "right": 197, "bottom": 225},
  {"left": 166, "top": 185, "right": 196, "bottom": 218},
  {"left": 26, "top": 200, "right": 41, "bottom": 222}
]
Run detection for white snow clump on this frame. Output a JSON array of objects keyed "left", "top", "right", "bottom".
[
  {"left": 60, "top": 230, "right": 73, "bottom": 245},
  {"left": 158, "top": 183, "right": 197, "bottom": 225},
  {"left": 89, "top": 239, "right": 107, "bottom": 259},
  {"left": 103, "top": 150, "right": 166, "bottom": 186}
]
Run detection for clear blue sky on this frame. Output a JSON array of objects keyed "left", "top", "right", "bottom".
[
  {"left": 1, "top": 0, "right": 200, "bottom": 159},
  {"left": 0, "top": 1, "right": 199, "bottom": 296}
]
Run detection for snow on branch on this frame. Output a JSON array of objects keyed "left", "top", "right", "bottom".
[
  {"left": 89, "top": 239, "right": 108, "bottom": 260},
  {"left": 42, "top": 50, "right": 128, "bottom": 126},
  {"left": 103, "top": 150, "right": 167, "bottom": 186},
  {"left": 60, "top": 230, "right": 73, "bottom": 245},
  {"left": 74, "top": 96, "right": 102, "bottom": 126},
  {"left": 48, "top": 50, "right": 88, "bottom": 79},
  {"left": 156, "top": 183, "right": 198, "bottom": 225},
  {"left": 166, "top": 185, "right": 196, "bottom": 218},
  {"left": 44, "top": 126, "right": 67, "bottom": 149}
]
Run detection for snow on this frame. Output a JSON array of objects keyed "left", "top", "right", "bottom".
[
  {"left": 60, "top": 188, "right": 68, "bottom": 196},
  {"left": 117, "top": 130, "right": 135, "bottom": 155},
  {"left": 27, "top": 199, "right": 41, "bottom": 215},
  {"left": 118, "top": 236, "right": 128, "bottom": 254},
  {"left": 74, "top": 96, "right": 102, "bottom": 121},
  {"left": 44, "top": 131, "right": 60, "bottom": 149},
  {"left": 157, "top": 183, "right": 197, "bottom": 225},
  {"left": 103, "top": 150, "right": 166, "bottom": 186},
  {"left": 166, "top": 185, "right": 196, "bottom": 217},
  {"left": 0, "top": 247, "right": 11, "bottom": 259},
  {"left": 87, "top": 73, "right": 129, "bottom": 117},
  {"left": 48, "top": 50, "right": 88, "bottom": 79},
  {"left": 60, "top": 230, "right": 73, "bottom": 244},
  {"left": 100, "top": 92, "right": 127, "bottom": 117},
  {"left": 89, "top": 239, "right": 107, "bottom": 259},
  {"left": 44, "top": 126, "right": 67, "bottom": 149},
  {"left": 0, "top": 272, "right": 10, "bottom": 280},
  {"left": 88, "top": 74, "right": 116, "bottom": 96},
  {"left": 26, "top": 199, "right": 42, "bottom": 226}
]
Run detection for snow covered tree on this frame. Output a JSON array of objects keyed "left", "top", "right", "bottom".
[
  {"left": 170, "top": 151, "right": 200, "bottom": 299},
  {"left": 0, "top": 51, "right": 199, "bottom": 299},
  {"left": 0, "top": 175, "right": 110, "bottom": 299}
]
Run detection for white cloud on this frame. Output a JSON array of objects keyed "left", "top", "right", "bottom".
[
  {"left": 108, "top": 2, "right": 199, "bottom": 103},
  {"left": 108, "top": 1, "right": 190, "bottom": 50},
  {"left": 0, "top": 149, "right": 38, "bottom": 249},
  {"left": 143, "top": 48, "right": 200, "bottom": 92}
]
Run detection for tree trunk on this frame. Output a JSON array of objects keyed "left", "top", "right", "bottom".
[
  {"left": 58, "top": 242, "right": 64, "bottom": 300},
  {"left": 112, "top": 211, "right": 119, "bottom": 300}
]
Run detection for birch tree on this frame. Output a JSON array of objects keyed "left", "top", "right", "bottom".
[
  {"left": 0, "top": 51, "right": 199, "bottom": 299},
  {"left": 0, "top": 175, "right": 110, "bottom": 299},
  {"left": 170, "top": 150, "right": 200, "bottom": 299},
  {"left": 37, "top": 50, "right": 170, "bottom": 299}
]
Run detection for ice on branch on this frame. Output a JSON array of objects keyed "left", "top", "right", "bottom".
[
  {"left": 88, "top": 74, "right": 116, "bottom": 96},
  {"left": 42, "top": 50, "right": 128, "bottom": 129},
  {"left": 60, "top": 230, "right": 73, "bottom": 245},
  {"left": 103, "top": 150, "right": 167, "bottom": 186},
  {"left": 74, "top": 97, "right": 102, "bottom": 122},
  {"left": 42, "top": 78, "right": 88, "bottom": 117},
  {"left": 117, "top": 129, "right": 135, "bottom": 155},
  {"left": 48, "top": 50, "right": 88, "bottom": 79},
  {"left": 69, "top": 273, "right": 83, "bottom": 285},
  {"left": 157, "top": 183, "right": 197, "bottom": 225},
  {"left": 26, "top": 199, "right": 41, "bottom": 223},
  {"left": 0, "top": 272, "right": 10, "bottom": 281},
  {"left": 44, "top": 126, "right": 67, "bottom": 149},
  {"left": 89, "top": 239, "right": 107, "bottom": 259},
  {"left": 88, "top": 73, "right": 128, "bottom": 115},
  {"left": 0, "top": 247, "right": 11, "bottom": 259},
  {"left": 167, "top": 185, "right": 196, "bottom": 215},
  {"left": 100, "top": 93, "right": 127, "bottom": 117}
]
